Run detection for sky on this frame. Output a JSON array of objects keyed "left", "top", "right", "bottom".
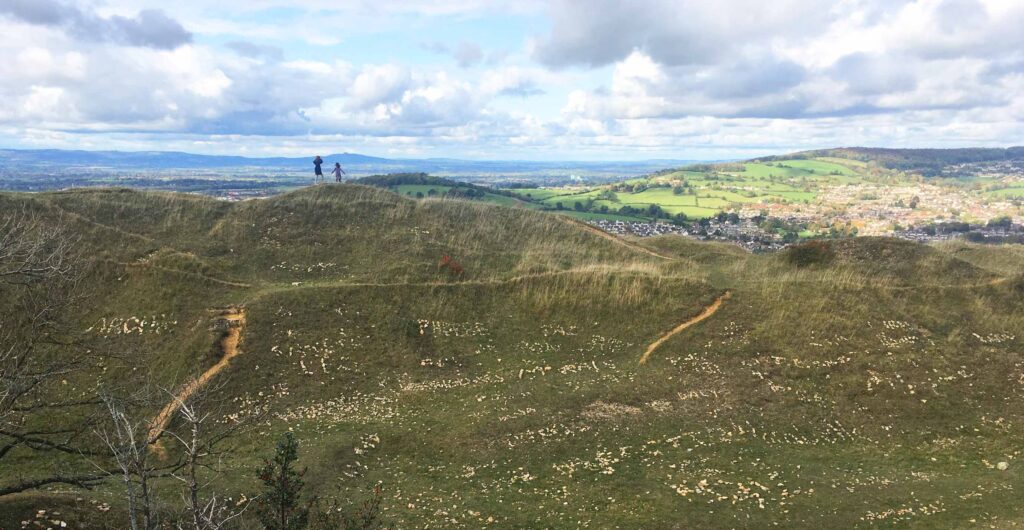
[{"left": 1, "top": 0, "right": 1023, "bottom": 161}]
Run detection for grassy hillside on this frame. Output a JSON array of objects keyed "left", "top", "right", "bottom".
[
  {"left": 796, "top": 147, "right": 1024, "bottom": 176},
  {"left": 2, "top": 186, "right": 1023, "bottom": 528},
  {"left": 496, "top": 156, "right": 875, "bottom": 222}
]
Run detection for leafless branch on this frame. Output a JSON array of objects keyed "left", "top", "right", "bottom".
[{"left": 0, "top": 210, "right": 100, "bottom": 497}]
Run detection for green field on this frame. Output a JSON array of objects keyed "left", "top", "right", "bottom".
[
  {"left": 389, "top": 184, "right": 647, "bottom": 221},
  {"left": 497, "top": 157, "right": 858, "bottom": 220},
  {"left": 3, "top": 185, "right": 1024, "bottom": 528},
  {"left": 505, "top": 188, "right": 576, "bottom": 201},
  {"left": 985, "top": 186, "right": 1024, "bottom": 199},
  {"left": 381, "top": 157, "right": 869, "bottom": 222},
  {"left": 726, "top": 160, "right": 859, "bottom": 179},
  {"left": 553, "top": 209, "right": 649, "bottom": 222}
]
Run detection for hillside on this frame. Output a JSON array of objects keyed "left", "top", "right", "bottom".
[
  {"left": 790, "top": 147, "right": 1024, "bottom": 176},
  {"left": 496, "top": 148, "right": 1023, "bottom": 242},
  {"left": 1, "top": 186, "right": 1023, "bottom": 528}
]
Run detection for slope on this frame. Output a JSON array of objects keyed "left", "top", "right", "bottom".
[{"left": 1, "top": 186, "right": 1023, "bottom": 529}]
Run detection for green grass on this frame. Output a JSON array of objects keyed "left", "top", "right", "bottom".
[
  {"left": 553, "top": 210, "right": 649, "bottom": 222},
  {"left": 815, "top": 156, "right": 869, "bottom": 169},
  {"left": 492, "top": 157, "right": 865, "bottom": 221},
  {"left": 730, "top": 160, "right": 860, "bottom": 181},
  {"left": 392, "top": 183, "right": 455, "bottom": 196},
  {"left": 390, "top": 184, "right": 542, "bottom": 210},
  {"left": 505, "top": 188, "right": 574, "bottom": 201},
  {"left": 776, "top": 159, "right": 858, "bottom": 176},
  {"left": 2, "top": 186, "right": 1024, "bottom": 529},
  {"left": 985, "top": 186, "right": 1024, "bottom": 199}
]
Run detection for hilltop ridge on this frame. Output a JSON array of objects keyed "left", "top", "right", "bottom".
[{"left": 1, "top": 186, "right": 1022, "bottom": 528}]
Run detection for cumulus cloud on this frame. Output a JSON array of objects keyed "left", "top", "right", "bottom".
[
  {"left": 348, "top": 65, "right": 412, "bottom": 110},
  {"left": 479, "top": 68, "right": 546, "bottom": 97},
  {"left": 0, "top": 0, "right": 192, "bottom": 49},
  {"left": 542, "top": 0, "right": 1024, "bottom": 128},
  {"left": 422, "top": 40, "right": 485, "bottom": 68},
  {"left": 1, "top": 0, "right": 1024, "bottom": 159},
  {"left": 532, "top": 0, "right": 829, "bottom": 69},
  {"left": 831, "top": 53, "right": 918, "bottom": 96},
  {"left": 225, "top": 41, "right": 284, "bottom": 61}
]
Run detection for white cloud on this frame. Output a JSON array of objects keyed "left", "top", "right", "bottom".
[
  {"left": 0, "top": 0, "right": 1023, "bottom": 159},
  {"left": 545, "top": 0, "right": 1024, "bottom": 127},
  {"left": 0, "top": 0, "right": 192, "bottom": 49},
  {"left": 348, "top": 65, "right": 412, "bottom": 110},
  {"left": 479, "top": 67, "right": 547, "bottom": 97}
]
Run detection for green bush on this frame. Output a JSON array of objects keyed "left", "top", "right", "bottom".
[
  {"left": 1011, "top": 274, "right": 1024, "bottom": 294},
  {"left": 785, "top": 240, "right": 835, "bottom": 267}
]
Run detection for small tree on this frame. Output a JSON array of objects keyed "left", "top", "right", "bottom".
[
  {"left": 256, "top": 432, "right": 310, "bottom": 530},
  {"left": 95, "top": 391, "right": 162, "bottom": 530}
]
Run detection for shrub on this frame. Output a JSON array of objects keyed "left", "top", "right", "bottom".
[
  {"left": 310, "top": 485, "right": 388, "bottom": 530},
  {"left": 1011, "top": 274, "right": 1024, "bottom": 295},
  {"left": 786, "top": 240, "right": 835, "bottom": 267}
]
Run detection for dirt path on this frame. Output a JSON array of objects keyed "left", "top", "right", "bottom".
[
  {"left": 49, "top": 205, "right": 157, "bottom": 243},
  {"left": 563, "top": 218, "right": 674, "bottom": 260},
  {"left": 639, "top": 292, "right": 731, "bottom": 365},
  {"left": 110, "top": 259, "right": 252, "bottom": 288},
  {"left": 147, "top": 308, "right": 246, "bottom": 444}
]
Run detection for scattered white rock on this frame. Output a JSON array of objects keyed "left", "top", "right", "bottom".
[{"left": 997, "top": 461, "right": 1009, "bottom": 471}]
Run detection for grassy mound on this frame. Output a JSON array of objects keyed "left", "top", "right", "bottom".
[
  {"left": 1, "top": 186, "right": 1023, "bottom": 529},
  {"left": 828, "top": 237, "right": 992, "bottom": 283}
]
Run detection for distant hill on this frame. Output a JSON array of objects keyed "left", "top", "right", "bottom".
[
  {"left": 0, "top": 148, "right": 702, "bottom": 177},
  {"left": 759, "top": 146, "right": 1024, "bottom": 176},
  {"left": 0, "top": 148, "right": 390, "bottom": 170}
]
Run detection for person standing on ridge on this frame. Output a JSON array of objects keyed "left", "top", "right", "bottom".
[
  {"left": 332, "top": 162, "right": 345, "bottom": 182},
  {"left": 313, "top": 155, "right": 324, "bottom": 184}
]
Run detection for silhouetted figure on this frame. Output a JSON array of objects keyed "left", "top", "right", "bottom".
[
  {"left": 332, "top": 162, "right": 345, "bottom": 182},
  {"left": 313, "top": 155, "right": 324, "bottom": 183}
]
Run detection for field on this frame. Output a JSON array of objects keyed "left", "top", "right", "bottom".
[
  {"left": 387, "top": 183, "right": 654, "bottom": 221},
  {"left": 985, "top": 186, "right": 1024, "bottom": 199},
  {"left": 499, "top": 157, "right": 868, "bottom": 221},
  {"left": 2, "top": 185, "right": 1024, "bottom": 528},
  {"left": 554, "top": 210, "right": 649, "bottom": 222}
]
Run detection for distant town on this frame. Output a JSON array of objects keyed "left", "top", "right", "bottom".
[{"left": 3, "top": 147, "right": 1023, "bottom": 253}]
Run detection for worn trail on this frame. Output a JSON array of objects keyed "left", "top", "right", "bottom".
[
  {"left": 107, "top": 259, "right": 252, "bottom": 288},
  {"left": 147, "top": 308, "right": 246, "bottom": 443},
  {"left": 563, "top": 218, "right": 674, "bottom": 260},
  {"left": 639, "top": 292, "right": 731, "bottom": 365}
]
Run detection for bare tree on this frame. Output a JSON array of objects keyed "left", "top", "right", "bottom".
[
  {"left": 95, "top": 390, "right": 166, "bottom": 530},
  {"left": 163, "top": 389, "right": 251, "bottom": 530},
  {"left": 0, "top": 210, "right": 106, "bottom": 495},
  {"left": 95, "top": 379, "right": 254, "bottom": 530}
]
